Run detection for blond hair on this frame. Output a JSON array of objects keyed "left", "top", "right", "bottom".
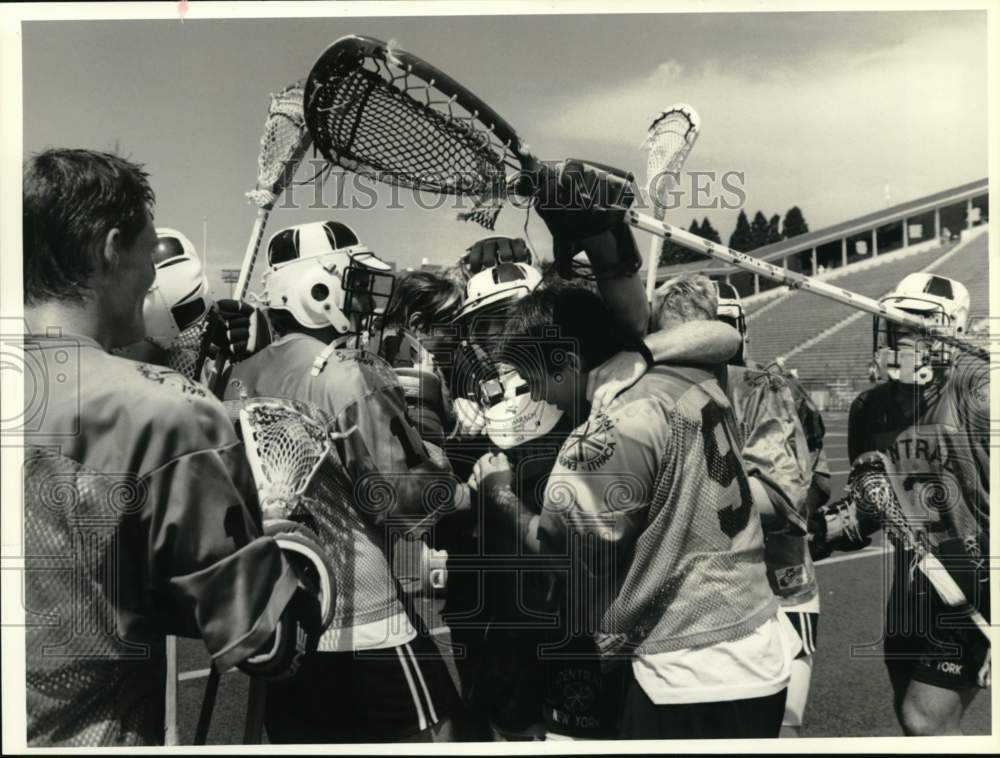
[{"left": 652, "top": 273, "right": 718, "bottom": 330}]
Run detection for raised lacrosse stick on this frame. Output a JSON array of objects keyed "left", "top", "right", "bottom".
[
  {"left": 642, "top": 105, "right": 700, "bottom": 303},
  {"left": 850, "top": 453, "right": 991, "bottom": 643},
  {"left": 302, "top": 35, "right": 986, "bottom": 360},
  {"left": 196, "top": 82, "right": 314, "bottom": 396}
]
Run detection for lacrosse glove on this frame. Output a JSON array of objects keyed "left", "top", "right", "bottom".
[
  {"left": 213, "top": 299, "right": 272, "bottom": 362},
  {"left": 528, "top": 159, "right": 642, "bottom": 279},
  {"left": 237, "top": 520, "right": 336, "bottom": 680},
  {"left": 463, "top": 236, "right": 533, "bottom": 275}
]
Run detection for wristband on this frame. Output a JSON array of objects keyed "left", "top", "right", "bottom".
[{"left": 630, "top": 339, "right": 654, "bottom": 367}]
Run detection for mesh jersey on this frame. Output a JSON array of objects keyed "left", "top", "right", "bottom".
[
  {"left": 23, "top": 334, "right": 297, "bottom": 747},
  {"left": 726, "top": 365, "right": 818, "bottom": 605},
  {"left": 539, "top": 365, "right": 777, "bottom": 659},
  {"left": 848, "top": 351, "right": 989, "bottom": 557},
  {"left": 226, "top": 333, "right": 444, "bottom": 646}
]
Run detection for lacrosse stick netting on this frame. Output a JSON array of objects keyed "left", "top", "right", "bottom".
[
  {"left": 237, "top": 81, "right": 313, "bottom": 301},
  {"left": 851, "top": 454, "right": 991, "bottom": 639},
  {"left": 642, "top": 105, "right": 701, "bottom": 302},
  {"left": 305, "top": 35, "right": 531, "bottom": 230}
]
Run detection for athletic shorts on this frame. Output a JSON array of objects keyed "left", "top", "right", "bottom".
[
  {"left": 784, "top": 611, "right": 819, "bottom": 660},
  {"left": 542, "top": 635, "right": 627, "bottom": 740},
  {"left": 264, "top": 632, "right": 458, "bottom": 743},
  {"left": 884, "top": 552, "right": 990, "bottom": 691},
  {"left": 619, "top": 676, "right": 787, "bottom": 740}
]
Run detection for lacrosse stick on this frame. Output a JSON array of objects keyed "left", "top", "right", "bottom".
[
  {"left": 197, "top": 82, "right": 314, "bottom": 396},
  {"left": 851, "top": 454, "right": 991, "bottom": 642},
  {"left": 164, "top": 634, "right": 178, "bottom": 745},
  {"left": 232, "top": 397, "right": 353, "bottom": 744},
  {"left": 642, "top": 105, "right": 700, "bottom": 303},
  {"left": 626, "top": 212, "right": 989, "bottom": 360},
  {"left": 302, "top": 35, "right": 987, "bottom": 361}
]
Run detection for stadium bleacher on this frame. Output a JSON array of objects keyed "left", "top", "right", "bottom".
[
  {"left": 766, "top": 231, "right": 989, "bottom": 400},
  {"left": 746, "top": 242, "right": 957, "bottom": 362}
]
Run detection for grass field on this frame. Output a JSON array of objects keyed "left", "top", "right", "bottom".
[{"left": 172, "top": 412, "right": 992, "bottom": 744}]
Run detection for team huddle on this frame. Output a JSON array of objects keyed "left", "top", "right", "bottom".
[{"left": 21, "top": 148, "right": 989, "bottom": 746}]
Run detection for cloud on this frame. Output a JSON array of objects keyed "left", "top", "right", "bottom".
[{"left": 537, "top": 22, "right": 986, "bottom": 229}]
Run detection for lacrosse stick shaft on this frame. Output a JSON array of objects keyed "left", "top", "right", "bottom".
[
  {"left": 244, "top": 678, "right": 266, "bottom": 743},
  {"left": 164, "top": 635, "right": 179, "bottom": 745},
  {"left": 628, "top": 210, "right": 988, "bottom": 359},
  {"left": 194, "top": 665, "right": 221, "bottom": 744},
  {"left": 916, "top": 551, "right": 992, "bottom": 642}
]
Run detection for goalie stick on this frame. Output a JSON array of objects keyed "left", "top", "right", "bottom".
[
  {"left": 302, "top": 35, "right": 986, "bottom": 361},
  {"left": 642, "top": 105, "right": 701, "bottom": 304}
]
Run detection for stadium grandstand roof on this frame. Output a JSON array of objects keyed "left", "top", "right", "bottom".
[{"left": 653, "top": 177, "right": 987, "bottom": 277}]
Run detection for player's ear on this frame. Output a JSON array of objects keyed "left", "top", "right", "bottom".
[
  {"left": 99, "top": 227, "right": 123, "bottom": 272},
  {"left": 406, "top": 311, "right": 424, "bottom": 333}
]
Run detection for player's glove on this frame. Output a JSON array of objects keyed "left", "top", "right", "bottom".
[
  {"left": 462, "top": 236, "right": 532, "bottom": 276},
  {"left": 515, "top": 159, "right": 641, "bottom": 279},
  {"left": 808, "top": 454, "right": 886, "bottom": 560},
  {"left": 237, "top": 520, "right": 336, "bottom": 681},
  {"left": 212, "top": 299, "right": 272, "bottom": 362}
]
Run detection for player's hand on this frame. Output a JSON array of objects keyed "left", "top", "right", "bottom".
[
  {"left": 470, "top": 451, "right": 513, "bottom": 495},
  {"left": 977, "top": 649, "right": 991, "bottom": 688},
  {"left": 213, "top": 299, "right": 272, "bottom": 362},
  {"left": 588, "top": 349, "right": 648, "bottom": 417},
  {"left": 463, "top": 236, "right": 532, "bottom": 275}
]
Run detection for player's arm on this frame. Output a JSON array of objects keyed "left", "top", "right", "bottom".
[
  {"left": 737, "top": 376, "right": 811, "bottom": 534},
  {"left": 587, "top": 320, "right": 742, "bottom": 415},
  {"left": 532, "top": 159, "right": 649, "bottom": 342},
  {"left": 536, "top": 402, "right": 660, "bottom": 601},
  {"left": 336, "top": 388, "right": 461, "bottom": 530},
  {"left": 470, "top": 451, "right": 541, "bottom": 554},
  {"left": 141, "top": 439, "right": 304, "bottom": 673}
]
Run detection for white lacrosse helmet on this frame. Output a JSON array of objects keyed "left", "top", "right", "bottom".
[
  {"left": 479, "top": 363, "right": 564, "bottom": 449},
  {"left": 714, "top": 280, "right": 748, "bottom": 363},
  {"left": 143, "top": 228, "right": 213, "bottom": 349},
  {"left": 874, "top": 272, "right": 970, "bottom": 385},
  {"left": 454, "top": 261, "right": 542, "bottom": 324},
  {"left": 261, "top": 220, "right": 394, "bottom": 334}
]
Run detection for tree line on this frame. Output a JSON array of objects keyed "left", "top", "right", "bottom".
[{"left": 659, "top": 206, "right": 810, "bottom": 266}]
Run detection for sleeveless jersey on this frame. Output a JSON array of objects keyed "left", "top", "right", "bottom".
[
  {"left": 539, "top": 365, "right": 777, "bottom": 659},
  {"left": 227, "top": 333, "right": 442, "bottom": 649},
  {"left": 727, "top": 365, "right": 818, "bottom": 605},
  {"left": 23, "top": 334, "right": 296, "bottom": 746}
]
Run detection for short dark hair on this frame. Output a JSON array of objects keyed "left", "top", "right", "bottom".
[
  {"left": 498, "top": 282, "right": 624, "bottom": 375},
  {"left": 23, "top": 149, "right": 155, "bottom": 305},
  {"left": 384, "top": 270, "right": 464, "bottom": 328}
]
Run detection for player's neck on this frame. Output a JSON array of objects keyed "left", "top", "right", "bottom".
[{"left": 25, "top": 300, "right": 106, "bottom": 350}]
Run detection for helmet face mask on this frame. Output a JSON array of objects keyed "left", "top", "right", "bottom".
[
  {"left": 873, "top": 273, "right": 970, "bottom": 386},
  {"left": 479, "top": 363, "right": 564, "bottom": 449},
  {"left": 262, "top": 221, "right": 395, "bottom": 348},
  {"left": 713, "top": 281, "right": 748, "bottom": 365}
]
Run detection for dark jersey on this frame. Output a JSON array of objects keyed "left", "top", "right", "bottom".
[{"left": 848, "top": 351, "right": 989, "bottom": 555}]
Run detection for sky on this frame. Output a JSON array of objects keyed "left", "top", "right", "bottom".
[{"left": 21, "top": 9, "right": 989, "bottom": 295}]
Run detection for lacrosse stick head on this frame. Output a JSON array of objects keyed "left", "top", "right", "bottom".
[
  {"left": 248, "top": 81, "right": 313, "bottom": 211},
  {"left": 847, "top": 451, "right": 914, "bottom": 545},
  {"left": 232, "top": 398, "right": 350, "bottom": 521},
  {"left": 304, "top": 35, "right": 531, "bottom": 230},
  {"left": 643, "top": 104, "right": 701, "bottom": 220}
]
